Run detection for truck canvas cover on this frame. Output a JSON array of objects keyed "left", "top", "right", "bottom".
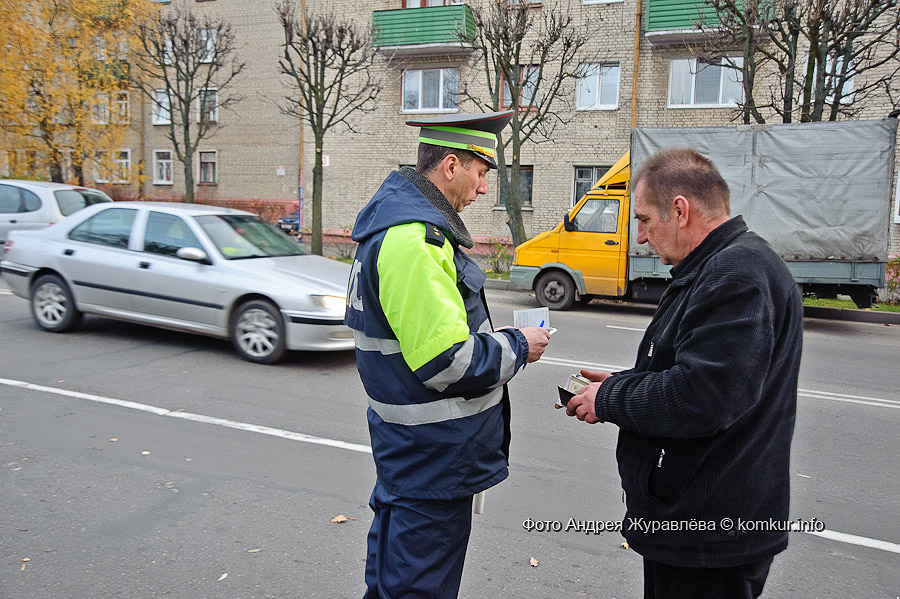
[{"left": 630, "top": 119, "right": 897, "bottom": 262}]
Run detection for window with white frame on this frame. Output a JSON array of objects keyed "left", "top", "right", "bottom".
[
  {"left": 573, "top": 165, "right": 611, "bottom": 204},
  {"left": 576, "top": 63, "right": 620, "bottom": 110},
  {"left": 199, "top": 151, "right": 217, "bottom": 183},
  {"left": 94, "top": 149, "right": 131, "bottom": 184},
  {"left": 668, "top": 57, "right": 743, "bottom": 107},
  {"left": 809, "top": 54, "right": 855, "bottom": 105},
  {"left": 197, "top": 88, "right": 218, "bottom": 124},
  {"left": 152, "top": 89, "right": 171, "bottom": 125},
  {"left": 199, "top": 29, "right": 216, "bottom": 63},
  {"left": 93, "top": 36, "right": 107, "bottom": 61},
  {"left": 404, "top": 0, "right": 462, "bottom": 6},
  {"left": 161, "top": 37, "right": 174, "bottom": 65},
  {"left": 115, "top": 91, "right": 130, "bottom": 124},
  {"left": 153, "top": 150, "right": 174, "bottom": 185},
  {"left": 502, "top": 65, "right": 539, "bottom": 109},
  {"left": 402, "top": 68, "right": 458, "bottom": 112},
  {"left": 92, "top": 94, "right": 110, "bottom": 125}
]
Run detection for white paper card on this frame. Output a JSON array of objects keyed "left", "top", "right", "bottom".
[{"left": 513, "top": 307, "right": 550, "bottom": 329}]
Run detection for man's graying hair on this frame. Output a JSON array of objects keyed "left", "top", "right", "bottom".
[
  {"left": 633, "top": 148, "right": 730, "bottom": 220},
  {"left": 416, "top": 143, "right": 477, "bottom": 175}
]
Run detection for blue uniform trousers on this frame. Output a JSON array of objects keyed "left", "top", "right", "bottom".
[{"left": 363, "top": 480, "right": 473, "bottom": 599}]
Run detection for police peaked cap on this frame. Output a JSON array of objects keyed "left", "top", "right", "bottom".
[{"left": 406, "top": 111, "right": 514, "bottom": 169}]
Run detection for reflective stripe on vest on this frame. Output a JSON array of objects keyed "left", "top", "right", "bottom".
[{"left": 368, "top": 386, "right": 504, "bottom": 426}]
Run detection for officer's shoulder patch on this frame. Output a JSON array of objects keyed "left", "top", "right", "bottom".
[{"left": 424, "top": 223, "right": 446, "bottom": 247}]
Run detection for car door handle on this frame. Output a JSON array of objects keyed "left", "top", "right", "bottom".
[
  {"left": 139, "top": 261, "right": 151, "bottom": 269},
  {"left": 9, "top": 219, "right": 17, "bottom": 224},
  {"left": 605, "top": 240, "right": 619, "bottom": 245},
  {"left": 63, "top": 249, "right": 75, "bottom": 256}
]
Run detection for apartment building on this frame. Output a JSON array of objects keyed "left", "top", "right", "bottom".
[{"left": 15, "top": 0, "right": 898, "bottom": 253}]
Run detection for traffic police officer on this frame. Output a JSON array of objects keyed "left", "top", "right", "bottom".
[{"left": 345, "top": 111, "right": 550, "bottom": 599}]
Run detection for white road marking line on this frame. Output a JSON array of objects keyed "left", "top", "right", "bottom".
[
  {"left": 0, "top": 377, "right": 372, "bottom": 454},
  {"left": 605, "top": 325, "right": 647, "bottom": 332},
  {"left": 0, "top": 289, "right": 13, "bottom": 295},
  {"left": 803, "top": 529, "right": 900, "bottom": 554},
  {"left": 537, "top": 357, "right": 900, "bottom": 410},
  {"left": 2, "top": 376, "right": 899, "bottom": 555}
]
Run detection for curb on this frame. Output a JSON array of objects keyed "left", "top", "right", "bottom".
[{"left": 484, "top": 278, "right": 900, "bottom": 325}]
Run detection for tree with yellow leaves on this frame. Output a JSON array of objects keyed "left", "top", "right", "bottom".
[{"left": 0, "top": 0, "right": 155, "bottom": 184}]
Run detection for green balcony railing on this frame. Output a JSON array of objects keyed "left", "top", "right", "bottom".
[
  {"left": 372, "top": 5, "right": 475, "bottom": 49},
  {"left": 645, "top": 0, "right": 720, "bottom": 32}
]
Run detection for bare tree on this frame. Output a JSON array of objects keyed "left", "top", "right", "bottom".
[
  {"left": 133, "top": 0, "right": 245, "bottom": 202},
  {"left": 460, "top": 0, "right": 596, "bottom": 246},
  {"left": 694, "top": 0, "right": 900, "bottom": 123},
  {"left": 276, "top": 1, "right": 381, "bottom": 256}
]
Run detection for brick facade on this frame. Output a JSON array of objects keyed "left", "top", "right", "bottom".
[{"left": 83, "top": 0, "right": 900, "bottom": 257}]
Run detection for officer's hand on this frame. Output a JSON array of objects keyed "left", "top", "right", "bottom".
[{"left": 520, "top": 327, "right": 550, "bottom": 363}]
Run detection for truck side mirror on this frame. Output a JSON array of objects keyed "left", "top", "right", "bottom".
[{"left": 563, "top": 213, "right": 575, "bottom": 232}]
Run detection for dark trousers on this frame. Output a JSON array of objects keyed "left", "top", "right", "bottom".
[
  {"left": 363, "top": 480, "right": 473, "bottom": 599},
  {"left": 643, "top": 556, "right": 774, "bottom": 599}
]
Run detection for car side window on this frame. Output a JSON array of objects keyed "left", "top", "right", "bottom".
[
  {"left": 68, "top": 208, "right": 136, "bottom": 249},
  {"left": 143, "top": 212, "right": 203, "bottom": 257},
  {"left": 0, "top": 184, "right": 22, "bottom": 213},
  {"left": 22, "top": 189, "right": 41, "bottom": 212},
  {"left": 573, "top": 198, "right": 620, "bottom": 234}
]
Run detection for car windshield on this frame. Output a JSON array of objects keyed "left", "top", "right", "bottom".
[
  {"left": 55, "top": 189, "right": 113, "bottom": 216},
  {"left": 195, "top": 214, "right": 307, "bottom": 259}
]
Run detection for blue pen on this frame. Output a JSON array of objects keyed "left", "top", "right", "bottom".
[{"left": 539, "top": 320, "right": 544, "bottom": 328}]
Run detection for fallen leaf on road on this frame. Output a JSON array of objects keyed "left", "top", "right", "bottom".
[
  {"left": 529, "top": 557, "right": 539, "bottom": 567},
  {"left": 141, "top": 451, "right": 150, "bottom": 456},
  {"left": 620, "top": 542, "right": 630, "bottom": 550},
  {"left": 58, "top": 380, "right": 65, "bottom": 383},
  {"left": 331, "top": 515, "right": 355, "bottom": 523},
  {"left": 110, "top": 438, "right": 118, "bottom": 442},
  {"left": 247, "top": 549, "right": 261, "bottom": 553},
  {"left": 20, "top": 564, "right": 25, "bottom": 571},
  {"left": 217, "top": 573, "right": 228, "bottom": 582},
  {"left": 22, "top": 558, "right": 30, "bottom": 562}
]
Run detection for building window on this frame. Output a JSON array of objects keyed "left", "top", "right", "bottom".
[
  {"left": 573, "top": 165, "right": 611, "bottom": 205},
  {"left": 199, "top": 151, "right": 217, "bottom": 184},
  {"left": 152, "top": 89, "right": 171, "bottom": 125},
  {"left": 94, "top": 149, "right": 131, "bottom": 184},
  {"left": 153, "top": 150, "right": 174, "bottom": 185},
  {"left": 93, "top": 36, "right": 107, "bottom": 61},
  {"left": 115, "top": 91, "right": 130, "bottom": 124},
  {"left": 669, "top": 57, "right": 743, "bottom": 107},
  {"left": 402, "top": 68, "right": 458, "bottom": 112},
  {"left": 404, "top": 0, "right": 462, "bottom": 6},
  {"left": 498, "top": 166, "right": 533, "bottom": 207},
  {"left": 197, "top": 88, "right": 218, "bottom": 124},
  {"left": 576, "top": 63, "right": 620, "bottom": 110},
  {"left": 502, "top": 65, "right": 539, "bottom": 109},
  {"left": 161, "top": 38, "right": 174, "bottom": 65},
  {"left": 92, "top": 94, "right": 110, "bottom": 125},
  {"left": 199, "top": 29, "right": 216, "bottom": 63}
]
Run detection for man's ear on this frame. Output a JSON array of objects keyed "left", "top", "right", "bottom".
[
  {"left": 442, "top": 153, "right": 460, "bottom": 180},
  {"left": 672, "top": 195, "right": 690, "bottom": 227}
]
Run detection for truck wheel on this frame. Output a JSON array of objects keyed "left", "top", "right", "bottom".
[
  {"left": 535, "top": 271, "right": 576, "bottom": 311},
  {"left": 231, "top": 299, "right": 287, "bottom": 364},
  {"left": 31, "top": 274, "right": 82, "bottom": 333}
]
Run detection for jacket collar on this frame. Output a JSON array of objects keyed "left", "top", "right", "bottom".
[{"left": 668, "top": 216, "right": 748, "bottom": 286}]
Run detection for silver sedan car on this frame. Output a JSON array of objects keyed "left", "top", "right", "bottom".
[{"left": 0, "top": 202, "right": 353, "bottom": 363}]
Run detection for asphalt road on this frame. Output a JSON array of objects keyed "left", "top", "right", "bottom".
[{"left": 1, "top": 284, "right": 898, "bottom": 598}]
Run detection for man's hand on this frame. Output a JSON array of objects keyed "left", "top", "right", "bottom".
[
  {"left": 519, "top": 327, "right": 550, "bottom": 363},
  {"left": 564, "top": 370, "right": 612, "bottom": 424}
]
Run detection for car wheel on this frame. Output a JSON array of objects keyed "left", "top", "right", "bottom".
[
  {"left": 31, "top": 274, "right": 82, "bottom": 333},
  {"left": 231, "top": 299, "right": 287, "bottom": 364},
  {"left": 535, "top": 271, "right": 576, "bottom": 311}
]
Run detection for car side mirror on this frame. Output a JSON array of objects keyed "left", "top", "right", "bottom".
[
  {"left": 176, "top": 247, "right": 211, "bottom": 264},
  {"left": 563, "top": 213, "right": 575, "bottom": 232}
]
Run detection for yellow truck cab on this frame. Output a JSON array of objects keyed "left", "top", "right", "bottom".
[{"left": 510, "top": 152, "right": 637, "bottom": 310}]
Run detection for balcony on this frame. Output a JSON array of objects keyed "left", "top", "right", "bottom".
[
  {"left": 644, "top": 0, "right": 721, "bottom": 46},
  {"left": 372, "top": 5, "right": 475, "bottom": 56}
]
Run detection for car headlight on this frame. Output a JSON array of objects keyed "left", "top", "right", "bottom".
[{"left": 310, "top": 295, "right": 346, "bottom": 312}]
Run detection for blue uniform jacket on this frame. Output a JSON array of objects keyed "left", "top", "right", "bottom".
[{"left": 345, "top": 171, "right": 529, "bottom": 500}]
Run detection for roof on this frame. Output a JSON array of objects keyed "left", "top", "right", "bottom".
[{"left": 111, "top": 201, "right": 254, "bottom": 217}]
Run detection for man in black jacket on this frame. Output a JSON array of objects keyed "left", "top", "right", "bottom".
[{"left": 565, "top": 148, "right": 803, "bottom": 598}]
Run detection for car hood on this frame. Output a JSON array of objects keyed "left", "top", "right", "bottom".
[{"left": 228, "top": 254, "right": 351, "bottom": 296}]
